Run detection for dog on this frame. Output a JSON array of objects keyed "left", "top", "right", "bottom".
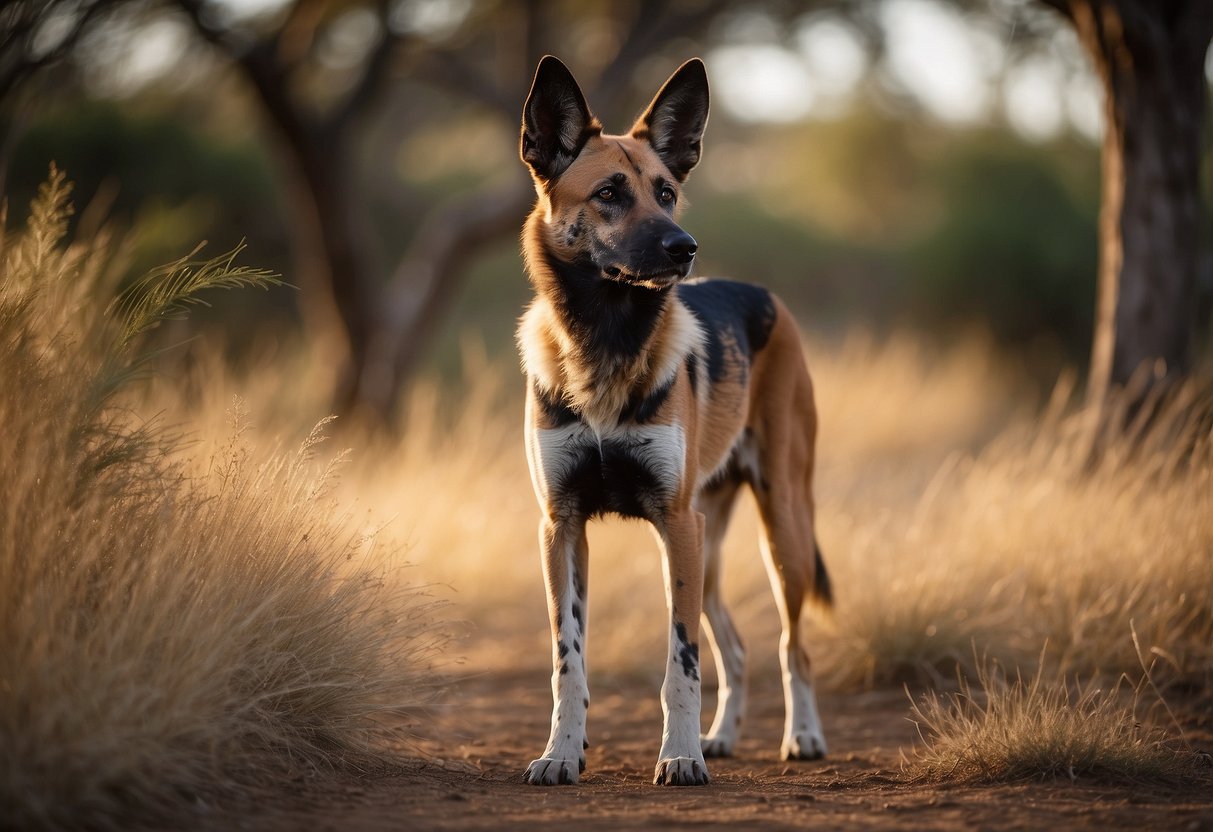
[{"left": 516, "top": 56, "right": 832, "bottom": 787}]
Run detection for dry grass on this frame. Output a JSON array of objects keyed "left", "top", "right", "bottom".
[
  {"left": 0, "top": 172, "right": 441, "bottom": 830},
  {"left": 907, "top": 656, "right": 1207, "bottom": 784},
  {"left": 830, "top": 375, "right": 1213, "bottom": 691}
]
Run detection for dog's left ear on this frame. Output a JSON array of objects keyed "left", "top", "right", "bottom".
[{"left": 631, "top": 59, "right": 709, "bottom": 182}]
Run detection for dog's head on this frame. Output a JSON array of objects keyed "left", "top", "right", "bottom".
[{"left": 521, "top": 56, "right": 709, "bottom": 290}]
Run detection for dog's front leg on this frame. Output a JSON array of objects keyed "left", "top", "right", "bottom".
[
  {"left": 524, "top": 516, "right": 590, "bottom": 785},
  {"left": 653, "top": 508, "right": 710, "bottom": 786}
]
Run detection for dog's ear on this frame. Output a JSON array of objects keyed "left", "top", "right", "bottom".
[
  {"left": 521, "top": 56, "right": 599, "bottom": 182},
  {"left": 631, "top": 59, "right": 709, "bottom": 182}
]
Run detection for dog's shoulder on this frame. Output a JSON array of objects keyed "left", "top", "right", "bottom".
[{"left": 677, "top": 278, "right": 779, "bottom": 383}]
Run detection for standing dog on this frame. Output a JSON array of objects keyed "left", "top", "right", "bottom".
[{"left": 517, "top": 56, "right": 832, "bottom": 787}]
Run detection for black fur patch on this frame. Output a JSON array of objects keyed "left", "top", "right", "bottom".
[
  {"left": 685, "top": 352, "right": 699, "bottom": 397},
  {"left": 813, "top": 537, "right": 833, "bottom": 608},
  {"left": 618, "top": 374, "right": 674, "bottom": 423},
  {"left": 674, "top": 622, "right": 700, "bottom": 682},
  {"left": 547, "top": 255, "right": 672, "bottom": 365},
  {"left": 533, "top": 382, "right": 578, "bottom": 428},
  {"left": 550, "top": 440, "right": 670, "bottom": 522},
  {"left": 678, "top": 280, "right": 777, "bottom": 383}
]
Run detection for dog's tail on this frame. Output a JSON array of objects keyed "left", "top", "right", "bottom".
[{"left": 808, "top": 535, "right": 833, "bottom": 615}]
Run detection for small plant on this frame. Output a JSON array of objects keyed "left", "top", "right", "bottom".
[{"left": 906, "top": 652, "right": 1205, "bottom": 785}]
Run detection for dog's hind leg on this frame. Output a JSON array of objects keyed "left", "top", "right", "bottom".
[
  {"left": 696, "top": 475, "right": 746, "bottom": 758},
  {"left": 754, "top": 470, "right": 829, "bottom": 761},
  {"left": 524, "top": 518, "right": 591, "bottom": 785}
]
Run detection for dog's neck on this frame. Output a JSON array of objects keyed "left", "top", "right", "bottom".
[{"left": 519, "top": 228, "right": 702, "bottom": 436}]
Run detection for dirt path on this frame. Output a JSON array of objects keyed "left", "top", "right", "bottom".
[{"left": 237, "top": 668, "right": 1213, "bottom": 831}]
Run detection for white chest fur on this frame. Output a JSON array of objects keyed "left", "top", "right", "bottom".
[{"left": 526, "top": 421, "right": 688, "bottom": 518}]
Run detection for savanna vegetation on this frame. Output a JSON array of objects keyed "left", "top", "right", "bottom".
[
  {"left": 2, "top": 0, "right": 1212, "bottom": 828},
  {"left": 0, "top": 172, "right": 442, "bottom": 829}
]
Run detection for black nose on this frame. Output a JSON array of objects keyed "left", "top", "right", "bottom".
[{"left": 662, "top": 230, "right": 698, "bottom": 265}]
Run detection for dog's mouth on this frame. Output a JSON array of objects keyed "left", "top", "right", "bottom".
[{"left": 602, "top": 265, "right": 690, "bottom": 289}]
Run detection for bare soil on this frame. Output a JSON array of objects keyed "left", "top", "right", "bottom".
[{"left": 233, "top": 667, "right": 1213, "bottom": 831}]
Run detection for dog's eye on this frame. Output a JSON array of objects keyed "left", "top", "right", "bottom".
[
  {"left": 659, "top": 186, "right": 676, "bottom": 204},
  {"left": 596, "top": 186, "right": 616, "bottom": 202}
]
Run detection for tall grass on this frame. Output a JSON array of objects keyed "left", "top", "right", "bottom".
[
  {"left": 0, "top": 170, "right": 440, "bottom": 830},
  {"left": 826, "top": 377, "right": 1213, "bottom": 692}
]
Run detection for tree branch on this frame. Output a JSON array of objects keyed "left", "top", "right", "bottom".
[
  {"left": 359, "top": 175, "right": 534, "bottom": 416},
  {"left": 272, "top": 0, "right": 328, "bottom": 73},
  {"left": 591, "top": 0, "right": 732, "bottom": 118},
  {"left": 0, "top": 0, "right": 119, "bottom": 105},
  {"left": 415, "top": 48, "right": 516, "bottom": 119},
  {"left": 332, "top": 4, "right": 404, "bottom": 129}
]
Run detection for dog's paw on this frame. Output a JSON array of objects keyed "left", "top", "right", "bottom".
[
  {"left": 700, "top": 733, "right": 735, "bottom": 758},
  {"left": 524, "top": 756, "right": 582, "bottom": 785},
  {"left": 781, "top": 731, "right": 827, "bottom": 761},
  {"left": 653, "top": 756, "right": 710, "bottom": 786}
]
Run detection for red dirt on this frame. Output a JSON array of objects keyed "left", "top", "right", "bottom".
[{"left": 238, "top": 667, "right": 1213, "bottom": 831}]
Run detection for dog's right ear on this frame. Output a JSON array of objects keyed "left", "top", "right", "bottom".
[{"left": 521, "top": 56, "right": 600, "bottom": 182}]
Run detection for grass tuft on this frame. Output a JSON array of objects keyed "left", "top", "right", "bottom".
[
  {"left": 0, "top": 170, "right": 441, "bottom": 830},
  {"left": 907, "top": 654, "right": 1208, "bottom": 785}
]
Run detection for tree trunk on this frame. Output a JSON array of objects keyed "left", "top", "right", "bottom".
[
  {"left": 294, "top": 137, "right": 377, "bottom": 416},
  {"left": 357, "top": 177, "right": 534, "bottom": 420},
  {"left": 1066, "top": 0, "right": 1213, "bottom": 406},
  {"left": 234, "top": 43, "right": 379, "bottom": 418}
]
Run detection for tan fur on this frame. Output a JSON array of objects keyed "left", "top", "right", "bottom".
[{"left": 519, "top": 57, "right": 829, "bottom": 787}]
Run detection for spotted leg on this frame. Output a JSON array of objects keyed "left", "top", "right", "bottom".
[{"left": 524, "top": 518, "right": 591, "bottom": 785}]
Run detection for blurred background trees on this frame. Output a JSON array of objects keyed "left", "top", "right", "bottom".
[{"left": 2, "top": 0, "right": 1210, "bottom": 425}]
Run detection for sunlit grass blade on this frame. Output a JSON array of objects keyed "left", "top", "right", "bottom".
[{"left": 110, "top": 240, "right": 285, "bottom": 349}]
